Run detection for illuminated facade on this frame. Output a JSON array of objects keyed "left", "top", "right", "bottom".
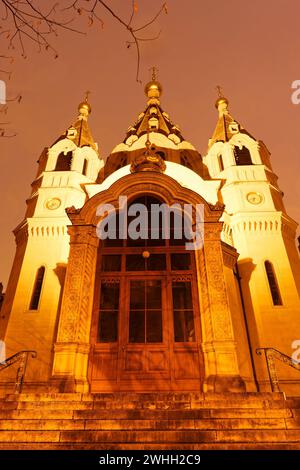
[{"left": 1, "top": 78, "right": 300, "bottom": 398}]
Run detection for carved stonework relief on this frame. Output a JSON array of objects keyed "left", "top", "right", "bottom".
[
  {"left": 204, "top": 241, "right": 234, "bottom": 341},
  {"left": 59, "top": 244, "right": 86, "bottom": 342},
  {"left": 58, "top": 227, "right": 98, "bottom": 343}
]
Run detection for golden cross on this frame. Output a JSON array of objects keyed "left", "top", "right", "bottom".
[
  {"left": 150, "top": 66, "right": 158, "bottom": 81},
  {"left": 85, "top": 90, "right": 91, "bottom": 102},
  {"left": 216, "top": 85, "right": 223, "bottom": 98}
]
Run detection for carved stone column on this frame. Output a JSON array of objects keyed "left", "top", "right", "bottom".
[
  {"left": 52, "top": 224, "right": 98, "bottom": 392},
  {"left": 196, "top": 222, "right": 245, "bottom": 392}
]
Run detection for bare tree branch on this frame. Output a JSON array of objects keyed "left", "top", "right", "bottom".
[
  {"left": 0, "top": 0, "right": 168, "bottom": 136},
  {"left": 1, "top": 0, "right": 167, "bottom": 78},
  {"left": 97, "top": 0, "right": 167, "bottom": 82}
]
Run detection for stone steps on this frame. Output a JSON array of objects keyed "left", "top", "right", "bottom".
[
  {"left": 0, "top": 392, "right": 299, "bottom": 449},
  {"left": 0, "top": 407, "right": 292, "bottom": 420},
  {"left": 0, "top": 429, "right": 299, "bottom": 443},
  {"left": 4, "top": 391, "right": 286, "bottom": 404},
  {"left": 1, "top": 442, "right": 300, "bottom": 450},
  {"left": 0, "top": 417, "right": 294, "bottom": 430},
  {"left": 0, "top": 394, "right": 287, "bottom": 410},
  {"left": 4, "top": 391, "right": 284, "bottom": 399}
]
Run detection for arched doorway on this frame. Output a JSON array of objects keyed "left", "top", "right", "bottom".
[{"left": 88, "top": 195, "right": 203, "bottom": 391}]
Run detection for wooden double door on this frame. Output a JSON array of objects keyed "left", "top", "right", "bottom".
[
  {"left": 88, "top": 194, "right": 203, "bottom": 391},
  {"left": 89, "top": 269, "right": 203, "bottom": 392}
]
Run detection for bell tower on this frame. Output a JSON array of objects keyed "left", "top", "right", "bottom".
[
  {"left": 204, "top": 91, "right": 300, "bottom": 394},
  {"left": 0, "top": 96, "right": 103, "bottom": 389}
]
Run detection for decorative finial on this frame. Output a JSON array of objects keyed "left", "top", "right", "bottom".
[
  {"left": 78, "top": 90, "right": 92, "bottom": 119},
  {"left": 215, "top": 85, "right": 229, "bottom": 112},
  {"left": 144, "top": 67, "right": 162, "bottom": 103}
]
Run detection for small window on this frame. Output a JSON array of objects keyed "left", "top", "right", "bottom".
[
  {"left": 101, "top": 255, "right": 121, "bottom": 272},
  {"left": 171, "top": 253, "right": 191, "bottom": 270},
  {"left": 147, "top": 254, "right": 166, "bottom": 271},
  {"left": 218, "top": 154, "right": 224, "bottom": 172},
  {"left": 98, "top": 282, "right": 120, "bottom": 342},
  {"left": 264, "top": 261, "right": 282, "bottom": 306},
  {"left": 101, "top": 212, "right": 123, "bottom": 247},
  {"left": 129, "top": 280, "right": 162, "bottom": 343},
  {"left": 55, "top": 151, "right": 73, "bottom": 171},
  {"left": 233, "top": 146, "right": 252, "bottom": 165},
  {"left": 82, "top": 159, "right": 88, "bottom": 176},
  {"left": 169, "top": 211, "right": 192, "bottom": 246},
  {"left": 126, "top": 255, "right": 145, "bottom": 271},
  {"left": 229, "top": 122, "right": 239, "bottom": 134},
  {"left": 127, "top": 195, "right": 166, "bottom": 247},
  {"left": 149, "top": 118, "right": 159, "bottom": 129},
  {"left": 172, "top": 281, "right": 195, "bottom": 342},
  {"left": 126, "top": 254, "right": 166, "bottom": 271},
  {"left": 29, "top": 267, "right": 45, "bottom": 310}
]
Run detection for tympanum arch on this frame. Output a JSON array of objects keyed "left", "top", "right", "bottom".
[{"left": 67, "top": 171, "right": 224, "bottom": 228}]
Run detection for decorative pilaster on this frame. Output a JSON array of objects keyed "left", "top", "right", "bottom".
[
  {"left": 196, "top": 222, "right": 245, "bottom": 392},
  {"left": 52, "top": 224, "right": 98, "bottom": 392}
]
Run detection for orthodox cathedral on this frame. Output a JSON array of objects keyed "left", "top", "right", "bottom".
[{"left": 0, "top": 74, "right": 300, "bottom": 448}]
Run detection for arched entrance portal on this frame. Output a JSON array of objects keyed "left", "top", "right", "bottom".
[{"left": 88, "top": 195, "right": 203, "bottom": 391}]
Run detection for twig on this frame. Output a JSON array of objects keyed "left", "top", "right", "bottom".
[
  {"left": 0, "top": 0, "right": 168, "bottom": 137},
  {"left": 97, "top": 0, "right": 167, "bottom": 82}
]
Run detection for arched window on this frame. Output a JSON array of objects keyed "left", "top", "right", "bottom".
[
  {"left": 95, "top": 195, "right": 197, "bottom": 344},
  {"left": 233, "top": 146, "right": 252, "bottom": 165},
  {"left": 264, "top": 261, "right": 282, "bottom": 306},
  {"left": 82, "top": 158, "right": 88, "bottom": 176},
  {"left": 29, "top": 267, "right": 45, "bottom": 310},
  {"left": 55, "top": 151, "right": 73, "bottom": 171},
  {"left": 217, "top": 154, "right": 224, "bottom": 172}
]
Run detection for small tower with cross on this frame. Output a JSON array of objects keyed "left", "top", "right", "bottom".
[{"left": 0, "top": 96, "right": 103, "bottom": 376}]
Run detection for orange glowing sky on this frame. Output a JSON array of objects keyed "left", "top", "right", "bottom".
[{"left": 1, "top": 0, "right": 300, "bottom": 287}]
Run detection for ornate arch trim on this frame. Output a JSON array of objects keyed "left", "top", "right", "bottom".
[{"left": 67, "top": 171, "right": 224, "bottom": 226}]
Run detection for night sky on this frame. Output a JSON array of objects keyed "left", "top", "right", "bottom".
[{"left": 1, "top": 0, "right": 300, "bottom": 286}]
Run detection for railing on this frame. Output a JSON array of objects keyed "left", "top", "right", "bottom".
[
  {"left": 0, "top": 350, "right": 37, "bottom": 393},
  {"left": 256, "top": 347, "right": 300, "bottom": 392}
]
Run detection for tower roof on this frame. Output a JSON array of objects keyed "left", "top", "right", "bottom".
[
  {"left": 208, "top": 87, "right": 254, "bottom": 149},
  {"left": 53, "top": 93, "right": 98, "bottom": 153},
  {"left": 123, "top": 68, "right": 186, "bottom": 147}
]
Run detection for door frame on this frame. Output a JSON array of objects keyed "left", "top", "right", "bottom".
[
  {"left": 88, "top": 263, "right": 204, "bottom": 391},
  {"left": 117, "top": 274, "right": 171, "bottom": 383}
]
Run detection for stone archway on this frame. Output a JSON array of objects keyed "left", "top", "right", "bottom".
[{"left": 51, "top": 172, "right": 245, "bottom": 393}]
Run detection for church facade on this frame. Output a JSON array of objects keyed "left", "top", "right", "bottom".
[{"left": 1, "top": 77, "right": 300, "bottom": 398}]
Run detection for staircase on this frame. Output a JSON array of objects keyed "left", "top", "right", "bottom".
[{"left": 0, "top": 392, "right": 299, "bottom": 449}]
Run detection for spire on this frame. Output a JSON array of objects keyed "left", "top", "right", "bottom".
[
  {"left": 208, "top": 86, "right": 252, "bottom": 149},
  {"left": 53, "top": 92, "right": 98, "bottom": 153}
]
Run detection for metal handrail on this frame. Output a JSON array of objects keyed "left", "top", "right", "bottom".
[
  {"left": 256, "top": 347, "right": 300, "bottom": 392},
  {"left": 0, "top": 350, "right": 37, "bottom": 393}
]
